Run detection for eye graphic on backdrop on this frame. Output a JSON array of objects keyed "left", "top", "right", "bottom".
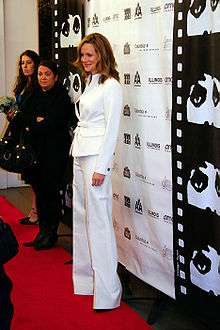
[
  {"left": 211, "top": 0, "right": 219, "bottom": 11},
  {"left": 187, "top": 0, "right": 220, "bottom": 35},
  {"left": 187, "top": 161, "right": 220, "bottom": 214},
  {"left": 63, "top": 72, "right": 82, "bottom": 103},
  {"left": 60, "top": 14, "right": 82, "bottom": 48},
  {"left": 187, "top": 74, "right": 220, "bottom": 127},
  {"left": 189, "top": 0, "right": 206, "bottom": 18},
  {"left": 190, "top": 245, "right": 220, "bottom": 296}
]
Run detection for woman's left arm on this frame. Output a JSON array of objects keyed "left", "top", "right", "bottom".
[
  {"left": 94, "top": 79, "right": 123, "bottom": 175},
  {"left": 35, "top": 92, "right": 72, "bottom": 132}
]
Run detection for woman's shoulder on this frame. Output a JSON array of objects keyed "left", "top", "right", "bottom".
[
  {"left": 54, "top": 82, "right": 69, "bottom": 96},
  {"left": 51, "top": 82, "right": 71, "bottom": 105},
  {"left": 103, "top": 77, "right": 122, "bottom": 90},
  {"left": 103, "top": 77, "right": 122, "bottom": 97}
]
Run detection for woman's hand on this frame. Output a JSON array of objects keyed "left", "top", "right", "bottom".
[
  {"left": 92, "top": 172, "right": 105, "bottom": 186},
  {"left": 36, "top": 116, "right": 44, "bottom": 122},
  {"left": 6, "top": 109, "right": 17, "bottom": 121}
]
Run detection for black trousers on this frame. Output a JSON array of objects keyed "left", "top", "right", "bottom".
[
  {"left": 32, "top": 181, "right": 62, "bottom": 236},
  {"left": 0, "top": 267, "right": 13, "bottom": 330}
]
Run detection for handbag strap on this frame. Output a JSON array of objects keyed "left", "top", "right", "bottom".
[{"left": 1, "top": 122, "right": 11, "bottom": 140}]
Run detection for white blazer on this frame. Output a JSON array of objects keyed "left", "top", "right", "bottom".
[{"left": 70, "top": 74, "right": 123, "bottom": 175}]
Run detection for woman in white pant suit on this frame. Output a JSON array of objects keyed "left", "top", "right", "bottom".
[{"left": 70, "top": 33, "right": 123, "bottom": 310}]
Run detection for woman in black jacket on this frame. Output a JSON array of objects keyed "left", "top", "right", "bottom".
[
  {"left": 14, "top": 60, "right": 73, "bottom": 250},
  {"left": 12, "top": 50, "right": 40, "bottom": 225}
]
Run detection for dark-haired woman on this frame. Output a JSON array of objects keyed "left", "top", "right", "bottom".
[
  {"left": 14, "top": 60, "right": 73, "bottom": 250},
  {"left": 12, "top": 50, "right": 40, "bottom": 225},
  {"left": 70, "top": 33, "right": 123, "bottom": 310}
]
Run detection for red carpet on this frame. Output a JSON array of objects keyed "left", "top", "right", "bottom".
[{"left": 0, "top": 195, "right": 152, "bottom": 330}]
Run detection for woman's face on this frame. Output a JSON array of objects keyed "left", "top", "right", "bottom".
[
  {"left": 21, "top": 55, "right": 35, "bottom": 77},
  {"left": 80, "top": 43, "right": 99, "bottom": 74},
  {"left": 38, "top": 65, "right": 58, "bottom": 91}
]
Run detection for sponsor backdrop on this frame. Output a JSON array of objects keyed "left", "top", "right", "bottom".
[
  {"left": 84, "top": 0, "right": 175, "bottom": 298},
  {"left": 172, "top": 0, "right": 220, "bottom": 311},
  {"left": 52, "top": 0, "right": 175, "bottom": 298},
  {"left": 52, "top": 0, "right": 220, "bottom": 305}
]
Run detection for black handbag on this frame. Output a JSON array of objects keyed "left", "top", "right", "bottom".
[
  {"left": 0, "top": 123, "right": 38, "bottom": 173},
  {"left": 0, "top": 218, "right": 19, "bottom": 265}
]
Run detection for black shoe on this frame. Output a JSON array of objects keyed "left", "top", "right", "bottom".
[
  {"left": 23, "top": 232, "right": 45, "bottom": 247},
  {"left": 94, "top": 309, "right": 114, "bottom": 312},
  {"left": 34, "top": 234, "right": 58, "bottom": 250},
  {"left": 19, "top": 217, "right": 39, "bottom": 225}
]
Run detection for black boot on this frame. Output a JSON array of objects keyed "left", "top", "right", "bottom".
[
  {"left": 23, "top": 231, "right": 45, "bottom": 247},
  {"left": 34, "top": 233, "right": 58, "bottom": 250}
]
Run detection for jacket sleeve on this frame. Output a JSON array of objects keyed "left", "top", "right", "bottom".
[
  {"left": 31, "top": 91, "right": 72, "bottom": 134},
  {"left": 94, "top": 79, "right": 123, "bottom": 175}
]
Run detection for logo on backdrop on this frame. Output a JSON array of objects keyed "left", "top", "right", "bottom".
[
  {"left": 165, "top": 76, "right": 172, "bottom": 85},
  {"left": 134, "top": 107, "right": 157, "bottom": 119},
  {"left": 165, "top": 108, "right": 172, "bottom": 121},
  {"left": 134, "top": 133, "right": 141, "bottom": 149},
  {"left": 164, "top": 144, "right": 172, "bottom": 152},
  {"left": 112, "top": 161, "right": 120, "bottom": 175},
  {"left": 148, "top": 77, "right": 163, "bottom": 84},
  {"left": 163, "top": 214, "right": 173, "bottom": 224},
  {"left": 161, "top": 177, "right": 172, "bottom": 191},
  {"left": 124, "top": 227, "right": 132, "bottom": 240},
  {"left": 134, "top": 3, "right": 142, "bottom": 19},
  {"left": 135, "top": 172, "right": 155, "bottom": 186},
  {"left": 124, "top": 133, "right": 131, "bottom": 145},
  {"left": 164, "top": 3, "right": 174, "bottom": 12},
  {"left": 147, "top": 209, "right": 159, "bottom": 219},
  {"left": 123, "top": 104, "right": 131, "bottom": 117},
  {"left": 134, "top": 43, "right": 149, "bottom": 52},
  {"left": 124, "top": 195, "right": 131, "bottom": 208},
  {"left": 150, "top": 6, "right": 161, "bottom": 14},
  {"left": 103, "top": 15, "right": 111, "bottom": 23},
  {"left": 135, "top": 199, "right": 143, "bottom": 214},
  {"left": 92, "top": 13, "right": 99, "bottom": 27},
  {"left": 123, "top": 167, "right": 131, "bottom": 178},
  {"left": 124, "top": 8, "right": 131, "bottom": 20},
  {"left": 161, "top": 245, "right": 173, "bottom": 260},
  {"left": 60, "top": 14, "right": 82, "bottom": 48},
  {"left": 124, "top": 42, "right": 131, "bottom": 55},
  {"left": 134, "top": 71, "right": 141, "bottom": 87},
  {"left": 124, "top": 73, "right": 131, "bottom": 85},
  {"left": 163, "top": 36, "right": 172, "bottom": 51},
  {"left": 146, "top": 141, "right": 161, "bottom": 151},
  {"left": 113, "top": 192, "right": 120, "bottom": 202},
  {"left": 135, "top": 234, "right": 149, "bottom": 247},
  {"left": 113, "top": 13, "right": 119, "bottom": 21},
  {"left": 113, "top": 217, "right": 120, "bottom": 232}
]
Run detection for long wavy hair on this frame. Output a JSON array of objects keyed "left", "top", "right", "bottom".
[
  {"left": 13, "top": 50, "right": 40, "bottom": 96},
  {"left": 74, "top": 33, "right": 120, "bottom": 84}
]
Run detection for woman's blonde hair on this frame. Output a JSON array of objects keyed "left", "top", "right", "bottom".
[{"left": 74, "top": 33, "right": 120, "bottom": 83}]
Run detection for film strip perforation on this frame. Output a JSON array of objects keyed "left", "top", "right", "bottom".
[
  {"left": 53, "top": 0, "right": 59, "bottom": 61},
  {"left": 173, "top": 1, "right": 188, "bottom": 296}
]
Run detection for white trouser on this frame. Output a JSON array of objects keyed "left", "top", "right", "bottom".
[{"left": 72, "top": 155, "right": 122, "bottom": 309}]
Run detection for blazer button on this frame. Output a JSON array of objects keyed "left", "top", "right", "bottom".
[{"left": 107, "top": 168, "right": 110, "bottom": 171}]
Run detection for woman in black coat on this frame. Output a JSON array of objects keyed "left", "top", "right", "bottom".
[
  {"left": 14, "top": 60, "right": 73, "bottom": 250},
  {"left": 12, "top": 49, "right": 40, "bottom": 225}
]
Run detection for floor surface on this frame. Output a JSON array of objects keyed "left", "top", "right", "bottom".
[{"left": 0, "top": 186, "right": 216, "bottom": 330}]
